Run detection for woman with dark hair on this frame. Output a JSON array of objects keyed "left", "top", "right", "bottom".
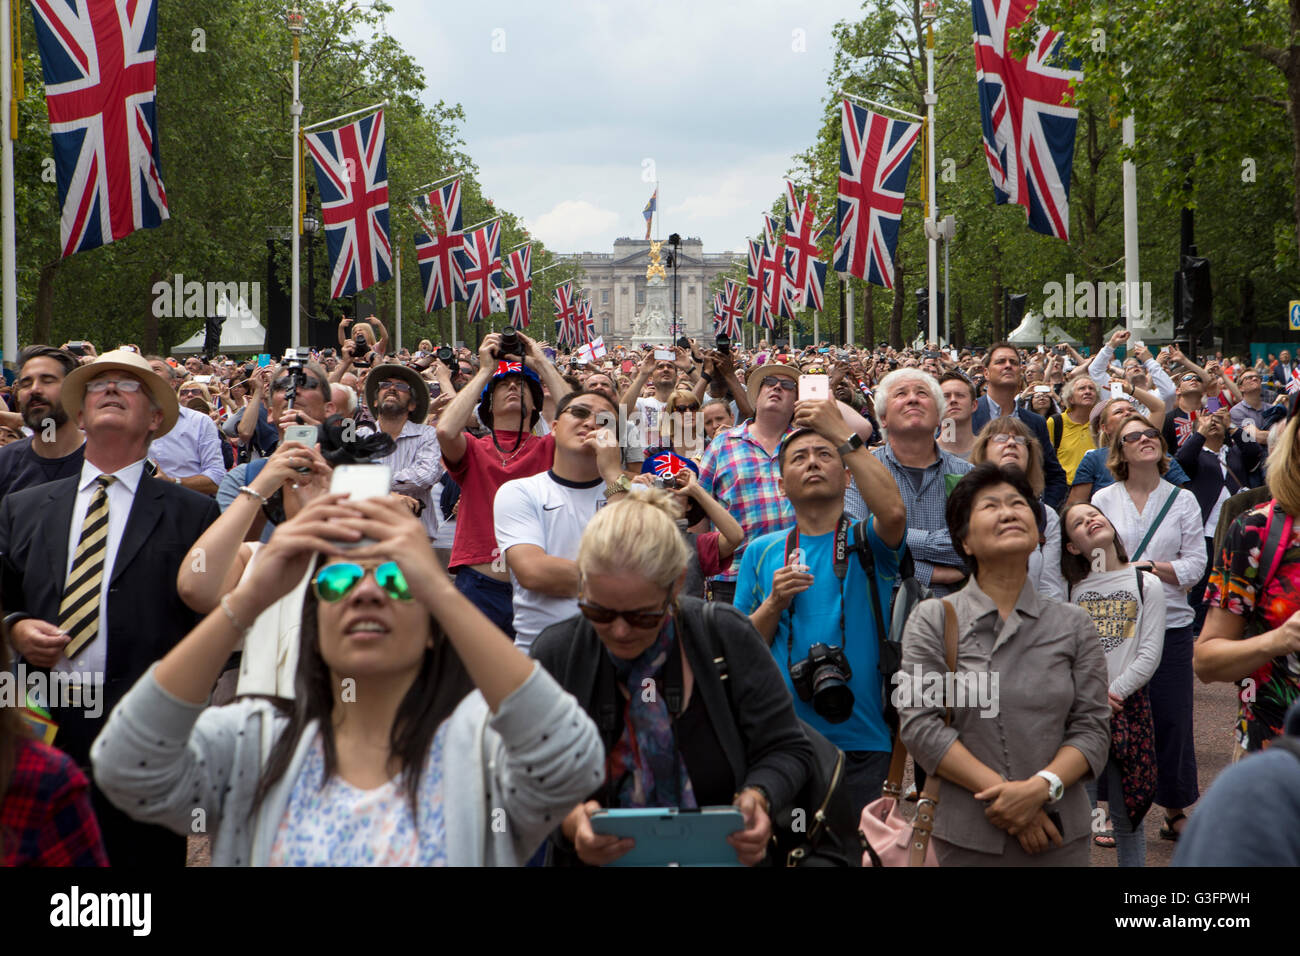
[
  {"left": 92, "top": 494, "right": 602, "bottom": 865},
  {"left": 0, "top": 638, "right": 108, "bottom": 866},
  {"left": 898, "top": 462, "right": 1110, "bottom": 866},
  {"left": 1092, "top": 413, "right": 1205, "bottom": 841},
  {"left": 1060, "top": 502, "right": 1164, "bottom": 865},
  {"left": 969, "top": 416, "right": 1065, "bottom": 600}
]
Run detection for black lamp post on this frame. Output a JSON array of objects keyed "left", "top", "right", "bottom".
[{"left": 668, "top": 232, "right": 681, "bottom": 341}]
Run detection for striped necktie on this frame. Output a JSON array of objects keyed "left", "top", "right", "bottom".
[{"left": 60, "top": 475, "right": 116, "bottom": 659}]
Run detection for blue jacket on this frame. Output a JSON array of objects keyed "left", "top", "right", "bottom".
[{"left": 970, "top": 395, "right": 1068, "bottom": 509}]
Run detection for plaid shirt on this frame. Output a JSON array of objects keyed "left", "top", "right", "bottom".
[
  {"left": 870, "top": 441, "right": 973, "bottom": 595},
  {"left": 1, "top": 739, "right": 108, "bottom": 866},
  {"left": 699, "top": 421, "right": 796, "bottom": 583}
]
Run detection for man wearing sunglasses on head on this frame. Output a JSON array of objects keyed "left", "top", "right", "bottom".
[
  {"left": 364, "top": 364, "right": 444, "bottom": 539},
  {"left": 494, "top": 390, "right": 625, "bottom": 653}
]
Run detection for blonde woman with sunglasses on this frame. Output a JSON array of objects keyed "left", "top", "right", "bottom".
[{"left": 92, "top": 493, "right": 602, "bottom": 866}]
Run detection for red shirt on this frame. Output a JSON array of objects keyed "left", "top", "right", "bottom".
[
  {"left": 1, "top": 738, "right": 108, "bottom": 866},
  {"left": 444, "top": 430, "right": 555, "bottom": 569}
]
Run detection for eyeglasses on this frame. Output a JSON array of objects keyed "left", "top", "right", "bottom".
[
  {"left": 313, "top": 562, "right": 412, "bottom": 603},
  {"left": 86, "top": 378, "right": 143, "bottom": 393},
  {"left": 762, "top": 376, "right": 797, "bottom": 393},
  {"left": 272, "top": 377, "right": 323, "bottom": 393},
  {"left": 1120, "top": 427, "right": 1161, "bottom": 445},
  {"left": 989, "top": 433, "right": 1028, "bottom": 446},
  {"left": 1180, "top": 374, "right": 1201, "bottom": 384},
  {"left": 379, "top": 380, "right": 412, "bottom": 394},
  {"left": 577, "top": 599, "right": 671, "bottom": 629},
  {"left": 560, "top": 403, "right": 606, "bottom": 421},
  {"left": 674, "top": 402, "right": 701, "bottom": 413}
]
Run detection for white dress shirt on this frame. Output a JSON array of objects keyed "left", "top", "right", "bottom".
[
  {"left": 1092, "top": 478, "right": 1207, "bottom": 629},
  {"left": 378, "top": 419, "right": 446, "bottom": 538},
  {"left": 57, "top": 458, "right": 146, "bottom": 676}
]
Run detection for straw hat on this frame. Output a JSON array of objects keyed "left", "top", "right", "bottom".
[
  {"left": 62, "top": 349, "right": 179, "bottom": 437},
  {"left": 745, "top": 362, "right": 800, "bottom": 402}
]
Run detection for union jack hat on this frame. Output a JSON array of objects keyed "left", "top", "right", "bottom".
[{"left": 640, "top": 450, "right": 699, "bottom": 479}]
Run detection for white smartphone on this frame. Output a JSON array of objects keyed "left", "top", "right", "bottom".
[
  {"left": 329, "top": 464, "right": 393, "bottom": 550},
  {"left": 654, "top": 348, "right": 676, "bottom": 361},
  {"left": 193, "top": 374, "right": 212, "bottom": 384},
  {"left": 1034, "top": 385, "right": 1052, "bottom": 394},
  {"left": 798, "top": 374, "right": 829, "bottom": 402},
  {"left": 1109, "top": 380, "right": 1127, "bottom": 402},
  {"left": 282, "top": 424, "right": 318, "bottom": 447}
]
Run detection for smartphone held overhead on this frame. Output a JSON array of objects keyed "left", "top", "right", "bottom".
[{"left": 798, "top": 374, "right": 829, "bottom": 402}]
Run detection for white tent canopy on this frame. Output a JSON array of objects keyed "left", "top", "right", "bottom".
[
  {"left": 1006, "top": 311, "right": 1080, "bottom": 347},
  {"left": 171, "top": 317, "right": 268, "bottom": 356}
]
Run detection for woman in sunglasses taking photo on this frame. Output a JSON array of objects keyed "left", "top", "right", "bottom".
[
  {"left": 91, "top": 493, "right": 603, "bottom": 866},
  {"left": 1092, "top": 413, "right": 1206, "bottom": 843},
  {"left": 532, "top": 490, "right": 814, "bottom": 866}
]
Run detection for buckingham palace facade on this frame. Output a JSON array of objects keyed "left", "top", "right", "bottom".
[{"left": 572, "top": 238, "right": 741, "bottom": 343}]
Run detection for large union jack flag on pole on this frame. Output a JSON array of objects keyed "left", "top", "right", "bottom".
[
  {"left": 972, "top": 0, "right": 1081, "bottom": 240},
  {"left": 306, "top": 109, "right": 392, "bottom": 298},
  {"left": 833, "top": 100, "right": 920, "bottom": 289},
  {"left": 577, "top": 294, "right": 596, "bottom": 345},
  {"left": 745, "top": 240, "right": 771, "bottom": 329},
  {"left": 411, "top": 179, "right": 465, "bottom": 311},
  {"left": 30, "top": 0, "right": 170, "bottom": 257},
  {"left": 761, "top": 215, "right": 796, "bottom": 324},
  {"left": 504, "top": 244, "right": 532, "bottom": 329},
  {"left": 784, "top": 182, "right": 833, "bottom": 312},
  {"left": 455, "top": 221, "right": 503, "bottom": 321},
  {"left": 553, "top": 281, "right": 579, "bottom": 345},
  {"left": 716, "top": 279, "right": 744, "bottom": 339}
]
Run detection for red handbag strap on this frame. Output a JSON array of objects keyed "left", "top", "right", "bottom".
[{"left": 1260, "top": 501, "right": 1293, "bottom": 598}]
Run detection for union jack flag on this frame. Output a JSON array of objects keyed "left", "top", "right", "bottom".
[
  {"left": 504, "top": 244, "right": 532, "bottom": 329},
  {"left": 973, "top": 0, "right": 1082, "bottom": 240},
  {"left": 784, "top": 182, "right": 833, "bottom": 311},
  {"left": 306, "top": 109, "right": 392, "bottom": 298},
  {"left": 30, "top": 0, "right": 169, "bottom": 257},
  {"left": 577, "top": 295, "right": 596, "bottom": 344},
  {"left": 494, "top": 360, "right": 523, "bottom": 376},
  {"left": 762, "top": 215, "right": 796, "bottom": 324},
  {"left": 647, "top": 451, "right": 691, "bottom": 480},
  {"left": 553, "top": 281, "right": 579, "bottom": 345},
  {"left": 1287, "top": 368, "right": 1300, "bottom": 395},
  {"left": 711, "top": 292, "right": 724, "bottom": 326},
  {"left": 411, "top": 179, "right": 465, "bottom": 311},
  {"left": 745, "top": 240, "right": 772, "bottom": 329},
  {"left": 833, "top": 100, "right": 920, "bottom": 289},
  {"left": 455, "top": 221, "right": 503, "bottom": 321},
  {"left": 1173, "top": 412, "right": 1197, "bottom": 448},
  {"left": 716, "top": 279, "right": 745, "bottom": 339}
]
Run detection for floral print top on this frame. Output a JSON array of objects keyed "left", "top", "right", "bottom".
[
  {"left": 268, "top": 722, "right": 450, "bottom": 866},
  {"left": 1204, "top": 502, "right": 1300, "bottom": 752}
]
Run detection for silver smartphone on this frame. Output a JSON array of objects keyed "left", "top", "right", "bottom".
[{"left": 329, "top": 464, "right": 393, "bottom": 550}]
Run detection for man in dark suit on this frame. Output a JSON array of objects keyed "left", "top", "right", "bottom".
[
  {"left": 0, "top": 349, "right": 218, "bottom": 866},
  {"left": 969, "top": 342, "right": 1069, "bottom": 509}
]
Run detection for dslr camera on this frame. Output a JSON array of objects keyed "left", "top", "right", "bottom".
[
  {"left": 497, "top": 328, "right": 522, "bottom": 359},
  {"left": 715, "top": 332, "right": 731, "bottom": 354},
  {"left": 435, "top": 345, "right": 455, "bottom": 367},
  {"left": 789, "top": 643, "right": 854, "bottom": 723}
]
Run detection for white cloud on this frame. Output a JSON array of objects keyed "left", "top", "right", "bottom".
[{"left": 526, "top": 199, "right": 621, "bottom": 249}]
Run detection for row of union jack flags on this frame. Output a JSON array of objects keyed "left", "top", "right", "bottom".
[{"left": 23, "top": 0, "right": 1078, "bottom": 316}]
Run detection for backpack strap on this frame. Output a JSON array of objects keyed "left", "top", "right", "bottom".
[
  {"left": 1131, "top": 487, "right": 1182, "bottom": 563},
  {"left": 1259, "top": 500, "right": 1293, "bottom": 600},
  {"left": 1135, "top": 566, "right": 1144, "bottom": 603}
]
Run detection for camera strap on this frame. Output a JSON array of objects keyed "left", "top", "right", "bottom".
[{"left": 782, "top": 516, "right": 851, "bottom": 670}]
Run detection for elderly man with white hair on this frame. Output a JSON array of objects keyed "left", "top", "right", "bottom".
[{"left": 852, "top": 367, "right": 973, "bottom": 597}]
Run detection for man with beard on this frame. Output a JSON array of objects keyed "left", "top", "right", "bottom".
[
  {"left": 620, "top": 350, "right": 684, "bottom": 468},
  {"left": 364, "top": 363, "right": 443, "bottom": 538},
  {"left": 0, "top": 346, "right": 85, "bottom": 500}
]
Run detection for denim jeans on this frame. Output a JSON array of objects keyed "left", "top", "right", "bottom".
[{"left": 1087, "top": 754, "right": 1146, "bottom": 867}]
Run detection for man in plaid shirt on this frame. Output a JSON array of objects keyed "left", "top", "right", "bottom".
[{"left": 699, "top": 363, "right": 802, "bottom": 604}]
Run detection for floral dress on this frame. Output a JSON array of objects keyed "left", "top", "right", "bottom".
[{"left": 1204, "top": 502, "right": 1300, "bottom": 752}]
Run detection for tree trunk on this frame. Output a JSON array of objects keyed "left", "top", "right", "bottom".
[
  {"left": 889, "top": 274, "right": 905, "bottom": 350},
  {"left": 863, "top": 281, "right": 875, "bottom": 346},
  {"left": 33, "top": 261, "right": 59, "bottom": 345},
  {"left": 143, "top": 271, "right": 163, "bottom": 354},
  {"left": 992, "top": 257, "right": 1003, "bottom": 342},
  {"left": 954, "top": 292, "right": 966, "bottom": 349}
]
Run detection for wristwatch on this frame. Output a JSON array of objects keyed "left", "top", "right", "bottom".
[
  {"left": 1035, "top": 770, "right": 1064, "bottom": 804},
  {"left": 603, "top": 474, "right": 632, "bottom": 498},
  {"left": 836, "top": 433, "right": 865, "bottom": 457}
]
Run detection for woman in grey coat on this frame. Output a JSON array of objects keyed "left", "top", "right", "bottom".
[
  {"left": 899, "top": 463, "right": 1110, "bottom": 866},
  {"left": 91, "top": 492, "right": 603, "bottom": 866}
]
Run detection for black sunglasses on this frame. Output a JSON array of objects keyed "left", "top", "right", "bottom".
[
  {"left": 272, "top": 377, "right": 323, "bottom": 392},
  {"left": 1120, "top": 427, "right": 1161, "bottom": 445},
  {"left": 762, "top": 376, "right": 797, "bottom": 393},
  {"left": 379, "top": 380, "right": 413, "bottom": 394},
  {"left": 577, "top": 599, "right": 671, "bottom": 628}
]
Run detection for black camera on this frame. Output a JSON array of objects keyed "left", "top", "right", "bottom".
[
  {"left": 789, "top": 643, "right": 854, "bottom": 723},
  {"left": 435, "top": 345, "right": 455, "bottom": 367},
  {"left": 497, "top": 328, "right": 522, "bottom": 359},
  {"left": 280, "top": 348, "right": 309, "bottom": 409},
  {"left": 715, "top": 332, "right": 730, "bottom": 354}
]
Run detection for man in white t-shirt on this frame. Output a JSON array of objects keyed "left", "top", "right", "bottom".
[
  {"left": 494, "top": 389, "right": 627, "bottom": 652},
  {"left": 619, "top": 348, "right": 684, "bottom": 465}
]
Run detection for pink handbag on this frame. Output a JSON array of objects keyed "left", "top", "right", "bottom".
[{"left": 860, "top": 599, "right": 957, "bottom": 867}]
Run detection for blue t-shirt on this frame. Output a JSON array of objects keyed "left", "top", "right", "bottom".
[
  {"left": 1072, "top": 447, "right": 1189, "bottom": 492},
  {"left": 734, "top": 514, "right": 901, "bottom": 753}
]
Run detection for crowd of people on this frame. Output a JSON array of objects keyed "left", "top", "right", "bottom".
[{"left": 1, "top": 316, "right": 1298, "bottom": 868}]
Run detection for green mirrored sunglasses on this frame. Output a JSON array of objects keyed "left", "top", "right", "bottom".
[{"left": 312, "top": 561, "right": 412, "bottom": 603}]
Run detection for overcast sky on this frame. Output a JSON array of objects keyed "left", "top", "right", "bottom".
[{"left": 386, "top": 0, "right": 862, "bottom": 255}]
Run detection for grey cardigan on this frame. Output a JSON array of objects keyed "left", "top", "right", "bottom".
[
  {"left": 898, "top": 576, "right": 1110, "bottom": 855},
  {"left": 90, "top": 662, "right": 604, "bottom": 866}
]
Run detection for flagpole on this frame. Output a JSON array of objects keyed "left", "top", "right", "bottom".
[
  {"left": 450, "top": 301, "right": 457, "bottom": 348},
  {"left": 412, "top": 172, "right": 460, "bottom": 195},
  {"left": 302, "top": 100, "right": 387, "bottom": 133},
  {"left": 0, "top": 0, "right": 16, "bottom": 366},
  {"left": 923, "top": 6, "right": 939, "bottom": 347},
  {"left": 845, "top": 280, "right": 855, "bottom": 347},
  {"left": 288, "top": 5, "right": 303, "bottom": 351},
  {"left": 1121, "top": 66, "right": 1140, "bottom": 333},
  {"left": 836, "top": 89, "right": 924, "bottom": 122},
  {"left": 394, "top": 243, "right": 402, "bottom": 352}
]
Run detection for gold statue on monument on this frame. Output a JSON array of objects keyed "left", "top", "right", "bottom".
[{"left": 645, "top": 240, "right": 667, "bottom": 281}]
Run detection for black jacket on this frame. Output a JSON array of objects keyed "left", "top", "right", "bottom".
[
  {"left": 1174, "top": 431, "right": 1263, "bottom": 525},
  {"left": 531, "top": 597, "right": 814, "bottom": 847},
  {"left": 971, "top": 396, "right": 1069, "bottom": 508}
]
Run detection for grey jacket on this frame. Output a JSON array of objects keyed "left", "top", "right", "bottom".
[
  {"left": 90, "top": 662, "right": 604, "bottom": 866},
  {"left": 898, "top": 577, "right": 1110, "bottom": 855}
]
